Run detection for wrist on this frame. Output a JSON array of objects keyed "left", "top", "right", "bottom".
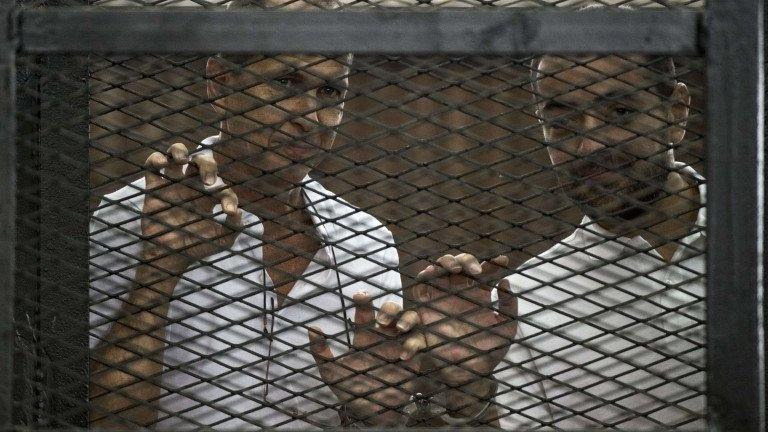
[
  {"left": 445, "top": 378, "right": 495, "bottom": 412},
  {"left": 443, "top": 380, "right": 498, "bottom": 423},
  {"left": 140, "top": 242, "right": 191, "bottom": 274},
  {"left": 405, "top": 381, "right": 498, "bottom": 427}
]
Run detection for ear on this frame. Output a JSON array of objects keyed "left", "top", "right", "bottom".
[
  {"left": 206, "top": 56, "right": 230, "bottom": 117},
  {"left": 666, "top": 82, "right": 691, "bottom": 145}
]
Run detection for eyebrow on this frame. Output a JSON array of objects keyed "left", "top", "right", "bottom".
[
  {"left": 263, "top": 63, "right": 298, "bottom": 77},
  {"left": 541, "top": 99, "right": 570, "bottom": 109},
  {"left": 604, "top": 89, "right": 637, "bottom": 100}
]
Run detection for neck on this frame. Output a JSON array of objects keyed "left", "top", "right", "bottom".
[
  {"left": 213, "top": 134, "right": 313, "bottom": 224},
  {"left": 595, "top": 171, "right": 701, "bottom": 262}
]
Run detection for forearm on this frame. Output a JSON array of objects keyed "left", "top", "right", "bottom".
[{"left": 89, "top": 251, "right": 184, "bottom": 428}]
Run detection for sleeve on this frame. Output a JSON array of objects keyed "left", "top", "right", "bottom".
[
  {"left": 492, "top": 275, "right": 555, "bottom": 430},
  {"left": 88, "top": 188, "right": 144, "bottom": 349}
]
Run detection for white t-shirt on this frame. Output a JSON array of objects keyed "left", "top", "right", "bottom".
[
  {"left": 89, "top": 140, "right": 402, "bottom": 429},
  {"left": 494, "top": 167, "right": 706, "bottom": 430}
]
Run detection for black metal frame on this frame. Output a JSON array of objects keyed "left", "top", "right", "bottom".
[
  {"left": 1, "top": 0, "right": 17, "bottom": 427},
  {"left": 17, "top": 8, "right": 702, "bottom": 54},
  {"left": 0, "top": 3, "right": 764, "bottom": 431},
  {"left": 705, "top": 2, "right": 765, "bottom": 431}
]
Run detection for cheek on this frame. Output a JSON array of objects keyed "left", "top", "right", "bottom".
[
  {"left": 237, "top": 84, "right": 289, "bottom": 124},
  {"left": 316, "top": 107, "right": 343, "bottom": 141},
  {"left": 622, "top": 137, "right": 665, "bottom": 160},
  {"left": 634, "top": 110, "right": 669, "bottom": 141},
  {"left": 319, "top": 104, "right": 344, "bottom": 125},
  {"left": 242, "top": 105, "right": 285, "bottom": 126}
]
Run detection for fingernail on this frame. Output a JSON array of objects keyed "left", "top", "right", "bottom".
[
  {"left": 205, "top": 174, "right": 216, "bottom": 186},
  {"left": 470, "top": 264, "right": 482, "bottom": 274},
  {"left": 353, "top": 291, "right": 369, "bottom": 304},
  {"left": 396, "top": 322, "right": 409, "bottom": 332}
]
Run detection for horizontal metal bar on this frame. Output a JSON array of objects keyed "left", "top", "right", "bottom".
[{"left": 17, "top": 8, "right": 703, "bottom": 55}]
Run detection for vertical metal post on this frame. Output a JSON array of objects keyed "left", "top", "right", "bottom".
[
  {"left": 0, "top": 1, "right": 17, "bottom": 428},
  {"left": 36, "top": 54, "right": 90, "bottom": 426},
  {"left": 707, "top": 1, "right": 766, "bottom": 431}
]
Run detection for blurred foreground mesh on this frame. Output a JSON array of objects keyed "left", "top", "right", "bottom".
[{"left": 12, "top": 50, "right": 705, "bottom": 429}]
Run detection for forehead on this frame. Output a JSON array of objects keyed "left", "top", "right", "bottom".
[
  {"left": 242, "top": 54, "right": 350, "bottom": 79},
  {"left": 535, "top": 55, "right": 663, "bottom": 100}
]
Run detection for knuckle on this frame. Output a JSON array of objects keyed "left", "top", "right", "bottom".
[
  {"left": 147, "top": 151, "right": 164, "bottom": 161},
  {"left": 382, "top": 301, "right": 401, "bottom": 313},
  {"left": 168, "top": 142, "right": 188, "bottom": 154},
  {"left": 353, "top": 291, "right": 372, "bottom": 305},
  {"left": 436, "top": 256, "right": 455, "bottom": 267},
  {"left": 193, "top": 153, "right": 216, "bottom": 166},
  {"left": 145, "top": 152, "right": 166, "bottom": 168}
]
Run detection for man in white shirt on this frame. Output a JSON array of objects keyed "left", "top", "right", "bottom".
[
  {"left": 88, "top": 0, "right": 421, "bottom": 427},
  {"left": 417, "top": 53, "right": 705, "bottom": 429}
]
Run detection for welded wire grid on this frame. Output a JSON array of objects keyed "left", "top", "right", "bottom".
[
  {"left": 19, "top": 0, "right": 704, "bottom": 9},
  {"left": 11, "top": 47, "right": 706, "bottom": 429}
]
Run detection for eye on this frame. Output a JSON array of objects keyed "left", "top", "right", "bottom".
[
  {"left": 547, "top": 113, "right": 576, "bottom": 131},
  {"left": 318, "top": 85, "right": 342, "bottom": 99},
  {"left": 614, "top": 106, "right": 635, "bottom": 117},
  {"left": 274, "top": 75, "right": 297, "bottom": 87}
]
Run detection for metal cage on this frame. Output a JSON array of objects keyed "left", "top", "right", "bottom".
[{"left": 0, "top": 1, "right": 764, "bottom": 430}]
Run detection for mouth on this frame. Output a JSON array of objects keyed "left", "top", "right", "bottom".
[
  {"left": 565, "top": 165, "right": 625, "bottom": 189},
  {"left": 272, "top": 139, "right": 321, "bottom": 160},
  {"left": 584, "top": 170, "right": 624, "bottom": 188}
]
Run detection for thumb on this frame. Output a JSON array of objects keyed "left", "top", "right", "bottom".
[
  {"left": 308, "top": 326, "right": 335, "bottom": 362},
  {"left": 308, "top": 326, "right": 338, "bottom": 383}
]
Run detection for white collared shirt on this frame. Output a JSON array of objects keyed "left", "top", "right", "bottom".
[
  {"left": 89, "top": 153, "right": 402, "bottom": 429},
  {"left": 494, "top": 166, "right": 706, "bottom": 430}
]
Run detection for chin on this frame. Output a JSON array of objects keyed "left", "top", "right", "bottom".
[
  {"left": 577, "top": 192, "right": 660, "bottom": 235},
  {"left": 278, "top": 164, "right": 313, "bottom": 183}
]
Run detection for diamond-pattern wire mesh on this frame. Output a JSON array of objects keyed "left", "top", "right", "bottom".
[
  {"left": 21, "top": 0, "right": 705, "bottom": 9},
  {"left": 12, "top": 48, "right": 705, "bottom": 429}
]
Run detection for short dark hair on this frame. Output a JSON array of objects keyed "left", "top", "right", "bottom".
[
  {"left": 529, "top": 54, "right": 677, "bottom": 99},
  {"left": 216, "top": 0, "right": 350, "bottom": 69},
  {"left": 529, "top": 3, "right": 677, "bottom": 99}
]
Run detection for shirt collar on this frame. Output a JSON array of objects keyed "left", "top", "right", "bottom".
[
  {"left": 197, "top": 135, "right": 344, "bottom": 266},
  {"left": 298, "top": 174, "right": 335, "bottom": 244}
]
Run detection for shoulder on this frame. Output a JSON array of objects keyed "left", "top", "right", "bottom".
[
  {"left": 304, "top": 179, "right": 397, "bottom": 266},
  {"left": 304, "top": 179, "right": 395, "bottom": 244},
  {"left": 506, "top": 230, "right": 585, "bottom": 289}
]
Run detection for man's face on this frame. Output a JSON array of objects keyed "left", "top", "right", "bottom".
[
  {"left": 534, "top": 54, "right": 689, "bottom": 226},
  {"left": 210, "top": 54, "right": 349, "bottom": 182}
]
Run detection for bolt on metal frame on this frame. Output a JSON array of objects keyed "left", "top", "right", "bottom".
[{"left": 0, "top": 2, "right": 764, "bottom": 431}]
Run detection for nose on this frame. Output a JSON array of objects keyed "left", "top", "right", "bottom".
[
  {"left": 577, "top": 111, "right": 607, "bottom": 155},
  {"left": 284, "top": 93, "right": 320, "bottom": 135}
]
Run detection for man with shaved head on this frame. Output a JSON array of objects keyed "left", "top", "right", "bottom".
[
  {"left": 89, "top": 0, "right": 422, "bottom": 428},
  {"left": 419, "top": 52, "right": 705, "bottom": 429}
]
